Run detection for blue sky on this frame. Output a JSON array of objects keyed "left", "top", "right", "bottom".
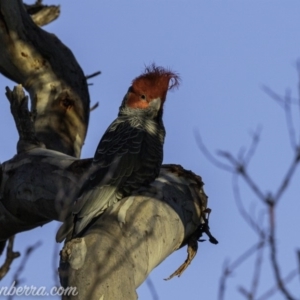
[{"left": 0, "top": 1, "right": 300, "bottom": 299}]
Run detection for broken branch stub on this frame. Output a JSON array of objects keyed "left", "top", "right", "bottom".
[
  {"left": 24, "top": 1, "right": 60, "bottom": 27},
  {"left": 5, "top": 85, "right": 46, "bottom": 153}
]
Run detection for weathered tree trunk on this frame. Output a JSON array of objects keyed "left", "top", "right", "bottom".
[
  {"left": 0, "top": 0, "right": 214, "bottom": 298},
  {"left": 59, "top": 165, "right": 207, "bottom": 300}
]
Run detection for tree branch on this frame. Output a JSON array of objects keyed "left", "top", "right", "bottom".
[
  {"left": 268, "top": 204, "right": 296, "bottom": 300},
  {"left": 5, "top": 85, "right": 46, "bottom": 153},
  {"left": 24, "top": 0, "right": 60, "bottom": 27},
  {"left": 0, "top": 149, "right": 80, "bottom": 241},
  {"left": 59, "top": 164, "right": 210, "bottom": 300},
  {"left": 0, "top": 0, "right": 90, "bottom": 157},
  {"left": 256, "top": 269, "right": 298, "bottom": 300},
  {"left": 0, "top": 236, "right": 20, "bottom": 280}
]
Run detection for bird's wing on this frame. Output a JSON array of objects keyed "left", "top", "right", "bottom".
[{"left": 72, "top": 119, "right": 147, "bottom": 234}]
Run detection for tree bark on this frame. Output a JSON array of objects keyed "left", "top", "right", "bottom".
[
  {"left": 59, "top": 165, "right": 207, "bottom": 300},
  {"left": 0, "top": 0, "right": 90, "bottom": 158}
]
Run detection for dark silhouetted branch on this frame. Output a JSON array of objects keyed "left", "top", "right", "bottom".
[
  {"left": 268, "top": 205, "right": 296, "bottom": 300},
  {"left": 256, "top": 269, "right": 298, "bottom": 300},
  {"left": 0, "top": 236, "right": 20, "bottom": 280},
  {"left": 146, "top": 277, "right": 160, "bottom": 300},
  {"left": 194, "top": 130, "right": 234, "bottom": 172},
  {"left": 85, "top": 71, "right": 101, "bottom": 80},
  {"left": 218, "top": 241, "right": 265, "bottom": 300}
]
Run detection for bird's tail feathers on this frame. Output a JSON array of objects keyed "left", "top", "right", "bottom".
[{"left": 56, "top": 215, "right": 73, "bottom": 243}]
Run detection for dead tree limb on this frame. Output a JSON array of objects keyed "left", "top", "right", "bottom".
[{"left": 0, "top": 0, "right": 90, "bottom": 157}]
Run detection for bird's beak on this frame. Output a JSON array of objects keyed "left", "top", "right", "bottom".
[{"left": 149, "top": 98, "right": 161, "bottom": 111}]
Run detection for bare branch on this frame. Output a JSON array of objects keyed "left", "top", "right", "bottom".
[
  {"left": 218, "top": 241, "right": 265, "bottom": 300},
  {"left": 232, "top": 175, "right": 265, "bottom": 237},
  {"left": 194, "top": 130, "right": 234, "bottom": 172},
  {"left": 262, "top": 85, "right": 298, "bottom": 150},
  {"left": 7, "top": 241, "right": 42, "bottom": 300},
  {"left": 256, "top": 269, "right": 298, "bottom": 300},
  {"left": 0, "top": 0, "right": 90, "bottom": 157},
  {"left": 52, "top": 236, "right": 60, "bottom": 287},
  {"left": 218, "top": 259, "right": 230, "bottom": 300},
  {"left": 90, "top": 102, "right": 99, "bottom": 112},
  {"left": 85, "top": 71, "right": 101, "bottom": 80},
  {"left": 0, "top": 150, "right": 80, "bottom": 240},
  {"left": 262, "top": 85, "right": 287, "bottom": 106},
  {"left": 0, "top": 236, "right": 20, "bottom": 280},
  {"left": 146, "top": 277, "right": 159, "bottom": 300},
  {"left": 295, "top": 60, "right": 300, "bottom": 124},
  {"left": 243, "top": 126, "right": 262, "bottom": 167},
  {"left": 249, "top": 237, "right": 265, "bottom": 299},
  {"left": 268, "top": 205, "right": 296, "bottom": 300},
  {"left": 284, "top": 89, "right": 298, "bottom": 149},
  {"left": 273, "top": 150, "right": 300, "bottom": 204},
  {"left": 12, "top": 241, "right": 42, "bottom": 284},
  {"left": 298, "top": 250, "right": 300, "bottom": 283},
  {"left": 217, "top": 151, "right": 266, "bottom": 203}
]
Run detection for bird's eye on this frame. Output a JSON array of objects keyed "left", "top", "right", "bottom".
[{"left": 140, "top": 94, "right": 146, "bottom": 100}]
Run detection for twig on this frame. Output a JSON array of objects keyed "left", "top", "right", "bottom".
[
  {"left": 243, "top": 126, "right": 262, "bottom": 167},
  {"left": 85, "top": 71, "right": 101, "bottom": 80},
  {"left": 52, "top": 238, "right": 60, "bottom": 287},
  {"left": 90, "top": 102, "right": 99, "bottom": 112},
  {"left": 249, "top": 237, "right": 265, "bottom": 298},
  {"left": 298, "top": 250, "right": 300, "bottom": 284},
  {"left": 284, "top": 89, "right": 297, "bottom": 150},
  {"left": 232, "top": 174, "right": 265, "bottom": 236},
  {"left": 9, "top": 241, "right": 42, "bottom": 290},
  {"left": 268, "top": 205, "right": 296, "bottom": 300},
  {"left": 218, "top": 259, "right": 230, "bottom": 300},
  {"left": 194, "top": 130, "right": 233, "bottom": 172},
  {"left": 296, "top": 60, "right": 300, "bottom": 129},
  {"left": 0, "top": 236, "right": 20, "bottom": 280},
  {"left": 256, "top": 269, "right": 298, "bottom": 300},
  {"left": 262, "top": 85, "right": 298, "bottom": 150},
  {"left": 217, "top": 151, "right": 266, "bottom": 203},
  {"left": 146, "top": 277, "right": 159, "bottom": 300},
  {"left": 262, "top": 85, "right": 287, "bottom": 106},
  {"left": 273, "top": 150, "right": 300, "bottom": 204},
  {"left": 218, "top": 241, "right": 265, "bottom": 300}
]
